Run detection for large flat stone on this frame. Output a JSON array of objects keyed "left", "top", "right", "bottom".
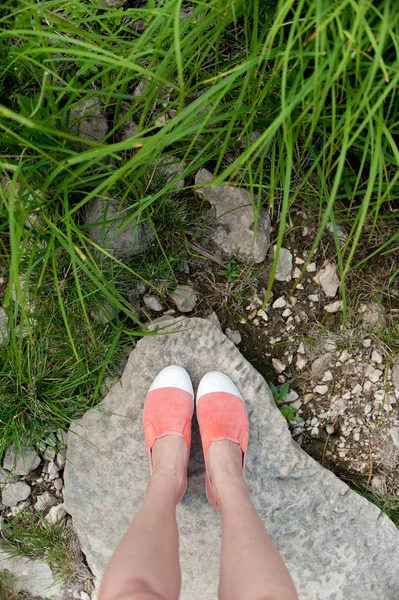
[{"left": 64, "top": 318, "right": 399, "bottom": 600}]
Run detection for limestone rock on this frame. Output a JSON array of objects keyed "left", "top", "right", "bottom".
[
  {"left": 0, "top": 306, "right": 8, "bottom": 343},
  {"left": 143, "top": 294, "right": 164, "bottom": 312},
  {"left": 225, "top": 328, "right": 241, "bottom": 345},
  {"left": 392, "top": 359, "right": 399, "bottom": 394},
  {"left": 314, "top": 262, "right": 339, "bottom": 297},
  {"left": 0, "top": 542, "right": 62, "bottom": 598},
  {"left": 195, "top": 169, "right": 271, "bottom": 263},
  {"left": 324, "top": 300, "right": 343, "bottom": 313},
  {"left": 35, "top": 492, "right": 58, "bottom": 512},
  {"left": 45, "top": 503, "right": 67, "bottom": 525},
  {"left": 156, "top": 157, "right": 186, "bottom": 190},
  {"left": 65, "top": 317, "right": 399, "bottom": 599},
  {"left": 361, "top": 302, "right": 386, "bottom": 332},
  {"left": 1, "top": 482, "right": 31, "bottom": 507},
  {"left": 3, "top": 445, "right": 40, "bottom": 476},
  {"left": 170, "top": 285, "right": 197, "bottom": 313},
  {"left": 85, "top": 194, "right": 153, "bottom": 256},
  {"left": 205, "top": 311, "right": 222, "bottom": 331},
  {"left": 273, "top": 247, "right": 293, "bottom": 281},
  {"left": 311, "top": 353, "right": 332, "bottom": 378},
  {"left": 69, "top": 97, "right": 108, "bottom": 144}
]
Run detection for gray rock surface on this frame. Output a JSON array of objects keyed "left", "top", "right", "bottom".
[
  {"left": 392, "top": 359, "right": 399, "bottom": 394},
  {"left": 85, "top": 194, "right": 153, "bottom": 256},
  {"left": 362, "top": 302, "right": 386, "bottom": 331},
  {"left": 224, "top": 328, "right": 241, "bottom": 345},
  {"left": 69, "top": 97, "right": 108, "bottom": 144},
  {"left": 3, "top": 444, "right": 40, "bottom": 476},
  {"left": 64, "top": 318, "right": 399, "bottom": 600},
  {"left": 314, "top": 262, "right": 339, "bottom": 297},
  {"left": 142, "top": 294, "right": 164, "bottom": 312},
  {"left": 169, "top": 284, "right": 197, "bottom": 312},
  {"left": 35, "top": 491, "right": 58, "bottom": 512},
  {"left": 195, "top": 169, "right": 271, "bottom": 263},
  {"left": 0, "top": 306, "right": 8, "bottom": 343},
  {"left": 1, "top": 482, "right": 31, "bottom": 507},
  {"left": 274, "top": 246, "right": 293, "bottom": 281},
  {"left": 0, "top": 543, "right": 62, "bottom": 598}
]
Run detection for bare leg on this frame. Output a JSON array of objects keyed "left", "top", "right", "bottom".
[
  {"left": 207, "top": 441, "right": 298, "bottom": 600},
  {"left": 99, "top": 436, "right": 187, "bottom": 600}
]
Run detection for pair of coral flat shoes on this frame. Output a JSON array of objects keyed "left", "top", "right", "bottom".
[{"left": 143, "top": 366, "right": 249, "bottom": 510}]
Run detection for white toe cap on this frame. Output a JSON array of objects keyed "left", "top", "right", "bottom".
[
  {"left": 196, "top": 371, "right": 242, "bottom": 402},
  {"left": 149, "top": 365, "right": 193, "bottom": 396}
]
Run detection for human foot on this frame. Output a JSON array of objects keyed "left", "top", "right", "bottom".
[
  {"left": 196, "top": 371, "right": 250, "bottom": 510},
  {"left": 143, "top": 365, "right": 194, "bottom": 501}
]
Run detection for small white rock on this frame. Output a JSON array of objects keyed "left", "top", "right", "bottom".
[
  {"left": 308, "top": 294, "right": 319, "bottom": 302},
  {"left": 296, "top": 356, "right": 307, "bottom": 370},
  {"left": 306, "top": 262, "right": 317, "bottom": 272},
  {"left": 272, "top": 296, "right": 286, "bottom": 309},
  {"left": 352, "top": 383, "right": 362, "bottom": 395},
  {"left": 339, "top": 350, "right": 350, "bottom": 363},
  {"left": 322, "top": 370, "right": 333, "bottom": 382},
  {"left": 326, "top": 424, "right": 335, "bottom": 434},
  {"left": 371, "top": 350, "right": 383, "bottom": 364},
  {"left": 324, "top": 300, "right": 343, "bottom": 313},
  {"left": 257, "top": 309, "right": 268, "bottom": 322},
  {"left": 295, "top": 257, "right": 305, "bottom": 265},
  {"left": 368, "top": 369, "right": 382, "bottom": 383},
  {"left": 282, "top": 308, "right": 292, "bottom": 318},
  {"left": 314, "top": 385, "right": 329, "bottom": 395},
  {"left": 363, "top": 338, "right": 372, "bottom": 348},
  {"left": 363, "top": 380, "right": 372, "bottom": 392},
  {"left": 45, "top": 503, "right": 67, "bottom": 525},
  {"left": 293, "top": 268, "right": 302, "bottom": 279},
  {"left": 272, "top": 358, "right": 286, "bottom": 374},
  {"left": 225, "top": 328, "right": 242, "bottom": 345},
  {"left": 285, "top": 391, "right": 299, "bottom": 403}
]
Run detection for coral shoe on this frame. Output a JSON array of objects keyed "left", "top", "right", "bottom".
[
  {"left": 143, "top": 365, "right": 194, "bottom": 500},
  {"left": 196, "top": 371, "right": 250, "bottom": 510}
]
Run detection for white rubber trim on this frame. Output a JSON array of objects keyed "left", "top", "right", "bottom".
[
  {"left": 149, "top": 365, "right": 194, "bottom": 396},
  {"left": 196, "top": 371, "right": 243, "bottom": 404}
]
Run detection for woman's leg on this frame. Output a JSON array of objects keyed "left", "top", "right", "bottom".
[
  {"left": 207, "top": 440, "right": 298, "bottom": 600},
  {"left": 98, "top": 436, "right": 187, "bottom": 600}
]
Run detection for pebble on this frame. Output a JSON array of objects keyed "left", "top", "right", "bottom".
[
  {"left": 285, "top": 391, "right": 299, "bottom": 403},
  {"left": 315, "top": 385, "right": 329, "bottom": 395},
  {"left": 143, "top": 294, "right": 164, "bottom": 312},
  {"left": 292, "top": 267, "right": 301, "bottom": 279},
  {"left": 274, "top": 247, "right": 293, "bottom": 281},
  {"left": 324, "top": 300, "right": 343, "bottom": 313},
  {"left": 1, "top": 482, "right": 31, "bottom": 507},
  {"left": 322, "top": 370, "right": 333, "bottom": 382},
  {"left": 297, "top": 342, "right": 305, "bottom": 354},
  {"left": 367, "top": 368, "right": 383, "bottom": 383},
  {"left": 45, "top": 503, "right": 67, "bottom": 525},
  {"left": 324, "top": 339, "right": 337, "bottom": 351},
  {"left": 257, "top": 309, "right": 268, "bottom": 322},
  {"left": 308, "top": 294, "right": 319, "bottom": 302},
  {"left": 272, "top": 296, "right": 286, "bottom": 309},
  {"left": 363, "top": 338, "right": 372, "bottom": 348},
  {"left": 44, "top": 447, "right": 56, "bottom": 461},
  {"left": 314, "top": 262, "right": 339, "bottom": 297},
  {"left": 3, "top": 445, "right": 41, "bottom": 476},
  {"left": 339, "top": 350, "right": 350, "bottom": 363},
  {"left": 295, "top": 257, "right": 305, "bottom": 264},
  {"left": 304, "top": 393, "right": 315, "bottom": 404},
  {"left": 290, "top": 400, "right": 302, "bottom": 409},
  {"left": 363, "top": 380, "right": 372, "bottom": 392},
  {"left": 53, "top": 478, "right": 63, "bottom": 491},
  {"left": 364, "top": 404, "right": 372, "bottom": 415},
  {"left": 48, "top": 461, "right": 59, "bottom": 481},
  {"left": 282, "top": 308, "right": 292, "bottom": 318},
  {"left": 296, "top": 355, "right": 307, "bottom": 370},
  {"left": 326, "top": 423, "right": 335, "bottom": 434},
  {"left": 371, "top": 350, "right": 383, "bottom": 364},
  {"left": 352, "top": 383, "right": 362, "bottom": 395},
  {"left": 56, "top": 453, "right": 66, "bottom": 470},
  {"left": 272, "top": 358, "right": 286, "bottom": 374},
  {"left": 35, "top": 492, "right": 58, "bottom": 512},
  {"left": 169, "top": 285, "right": 197, "bottom": 313},
  {"left": 306, "top": 262, "right": 317, "bottom": 272},
  {"left": 225, "top": 328, "right": 242, "bottom": 345}
]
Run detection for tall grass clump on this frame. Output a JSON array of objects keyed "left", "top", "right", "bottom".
[{"left": 0, "top": 0, "right": 398, "bottom": 446}]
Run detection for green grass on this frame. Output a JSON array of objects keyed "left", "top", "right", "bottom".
[
  {"left": 0, "top": 0, "right": 398, "bottom": 450},
  {"left": 1, "top": 511, "right": 91, "bottom": 586}
]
